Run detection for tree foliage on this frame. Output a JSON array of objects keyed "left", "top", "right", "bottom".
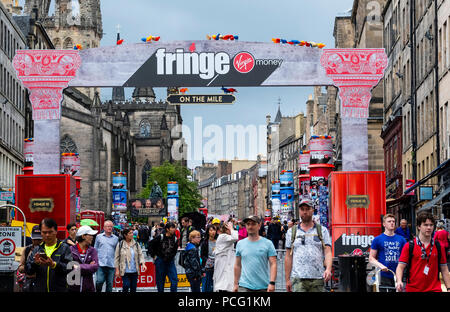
[{"left": 138, "top": 161, "right": 202, "bottom": 216}]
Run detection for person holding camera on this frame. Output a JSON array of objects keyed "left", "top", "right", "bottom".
[
  {"left": 25, "top": 218, "right": 73, "bottom": 292},
  {"left": 213, "top": 221, "right": 238, "bottom": 292}
]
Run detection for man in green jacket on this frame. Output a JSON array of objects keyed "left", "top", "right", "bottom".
[{"left": 26, "top": 218, "right": 73, "bottom": 292}]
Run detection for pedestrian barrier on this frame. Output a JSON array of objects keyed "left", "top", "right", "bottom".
[
  {"left": 111, "top": 249, "right": 290, "bottom": 292},
  {"left": 109, "top": 248, "right": 370, "bottom": 292}
]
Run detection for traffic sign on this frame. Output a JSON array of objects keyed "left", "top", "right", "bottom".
[
  {"left": 167, "top": 94, "right": 235, "bottom": 105},
  {"left": 0, "top": 227, "right": 22, "bottom": 271}
]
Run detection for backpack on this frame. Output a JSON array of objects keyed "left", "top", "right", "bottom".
[
  {"left": 290, "top": 222, "right": 325, "bottom": 256},
  {"left": 405, "top": 239, "right": 442, "bottom": 283}
]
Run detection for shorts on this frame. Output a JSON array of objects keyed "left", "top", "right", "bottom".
[
  {"left": 291, "top": 278, "right": 324, "bottom": 292},
  {"left": 238, "top": 286, "right": 267, "bottom": 292}
]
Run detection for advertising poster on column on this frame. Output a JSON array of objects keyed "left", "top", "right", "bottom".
[
  {"left": 308, "top": 136, "right": 334, "bottom": 229},
  {"left": 61, "top": 153, "right": 80, "bottom": 176},
  {"left": 271, "top": 181, "right": 281, "bottom": 217},
  {"left": 280, "top": 188, "right": 294, "bottom": 221},
  {"left": 167, "top": 182, "right": 179, "bottom": 221},
  {"left": 24, "top": 138, "right": 33, "bottom": 163},
  {"left": 112, "top": 172, "right": 127, "bottom": 212},
  {"left": 280, "top": 170, "right": 294, "bottom": 188},
  {"left": 299, "top": 150, "right": 311, "bottom": 202},
  {"left": 112, "top": 190, "right": 127, "bottom": 212},
  {"left": 167, "top": 182, "right": 179, "bottom": 198},
  {"left": 279, "top": 171, "right": 294, "bottom": 220},
  {"left": 272, "top": 198, "right": 281, "bottom": 217},
  {"left": 298, "top": 150, "right": 310, "bottom": 174},
  {"left": 309, "top": 136, "right": 333, "bottom": 165},
  {"left": 167, "top": 198, "right": 178, "bottom": 221},
  {"left": 271, "top": 181, "right": 280, "bottom": 196},
  {"left": 112, "top": 172, "right": 127, "bottom": 190}
]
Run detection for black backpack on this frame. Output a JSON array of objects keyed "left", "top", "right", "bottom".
[
  {"left": 404, "top": 239, "right": 442, "bottom": 283},
  {"left": 148, "top": 234, "right": 177, "bottom": 260}
]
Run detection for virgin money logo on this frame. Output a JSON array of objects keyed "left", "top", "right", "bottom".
[
  {"left": 128, "top": 48, "right": 282, "bottom": 87},
  {"left": 233, "top": 52, "right": 255, "bottom": 73}
]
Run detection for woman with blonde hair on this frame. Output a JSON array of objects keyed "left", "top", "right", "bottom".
[{"left": 182, "top": 230, "right": 204, "bottom": 292}]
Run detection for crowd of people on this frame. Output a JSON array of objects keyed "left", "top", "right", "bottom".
[{"left": 13, "top": 199, "right": 450, "bottom": 293}]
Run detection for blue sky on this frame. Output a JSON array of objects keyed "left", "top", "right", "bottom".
[{"left": 20, "top": 0, "right": 355, "bottom": 168}]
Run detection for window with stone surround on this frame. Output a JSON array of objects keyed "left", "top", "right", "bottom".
[
  {"left": 63, "top": 37, "right": 73, "bottom": 49},
  {"left": 60, "top": 134, "right": 78, "bottom": 153},
  {"left": 139, "top": 119, "right": 151, "bottom": 138},
  {"left": 142, "top": 160, "right": 151, "bottom": 187}
]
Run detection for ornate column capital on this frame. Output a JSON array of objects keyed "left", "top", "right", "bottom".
[
  {"left": 13, "top": 50, "right": 81, "bottom": 120},
  {"left": 320, "top": 49, "right": 388, "bottom": 118}
]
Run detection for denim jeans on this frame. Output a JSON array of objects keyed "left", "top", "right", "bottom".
[
  {"left": 271, "top": 238, "right": 280, "bottom": 249},
  {"left": 122, "top": 273, "right": 138, "bottom": 292},
  {"left": 96, "top": 266, "right": 115, "bottom": 292},
  {"left": 188, "top": 276, "right": 201, "bottom": 292},
  {"left": 155, "top": 257, "right": 178, "bottom": 292},
  {"left": 202, "top": 269, "right": 214, "bottom": 292}
]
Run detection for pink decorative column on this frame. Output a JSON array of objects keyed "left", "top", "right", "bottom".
[
  {"left": 13, "top": 50, "right": 81, "bottom": 174},
  {"left": 320, "top": 49, "right": 388, "bottom": 171}
]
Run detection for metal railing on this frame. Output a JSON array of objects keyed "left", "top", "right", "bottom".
[{"left": 111, "top": 248, "right": 291, "bottom": 292}]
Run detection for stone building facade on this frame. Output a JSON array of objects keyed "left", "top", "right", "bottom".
[
  {"left": 381, "top": 0, "right": 412, "bottom": 220},
  {"left": 438, "top": 0, "right": 450, "bottom": 163},
  {"left": 193, "top": 162, "right": 217, "bottom": 183},
  {"left": 266, "top": 102, "right": 306, "bottom": 216},
  {"left": 196, "top": 157, "right": 267, "bottom": 219},
  {"left": 103, "top": 87, "right": 185, "bottom": 196},
  {"left": 383, "top": 0, "right": 450, "bottom": 221},
  {"left": 24, "top": 0, "right": 102, "bottom": 100},
  {"left": 0, "top": 0, "right": 27, "bottom": 193},
  {"left": 1, "top": 1, "right": 185, "bottom": 215},
  {"left": 60, "top": 90, "right": 137, "bottom": 212}
]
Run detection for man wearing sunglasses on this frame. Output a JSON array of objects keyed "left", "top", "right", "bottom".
[{"left": 284, "top": 199, "right": 332, "bottom": 292}]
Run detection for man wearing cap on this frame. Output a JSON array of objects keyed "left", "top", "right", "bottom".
[
  {"left": 233, "top": 215, "right": 277, "bottom": 292},
  {"left": 18, "top": 225, "right": 42, "bottom": 292},
  {"left": 68, "top": 226, "right": 99, "bottom": 292},
  {"left": 285, "top": 199, "right": 332, "bottom": 292},
  {"left": 95, "top": 220, "right": 119, "bottom": 292}
]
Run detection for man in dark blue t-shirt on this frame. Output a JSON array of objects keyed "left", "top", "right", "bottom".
[{"left": 369, "top": 214, "right": 406, "bottom": 292}]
